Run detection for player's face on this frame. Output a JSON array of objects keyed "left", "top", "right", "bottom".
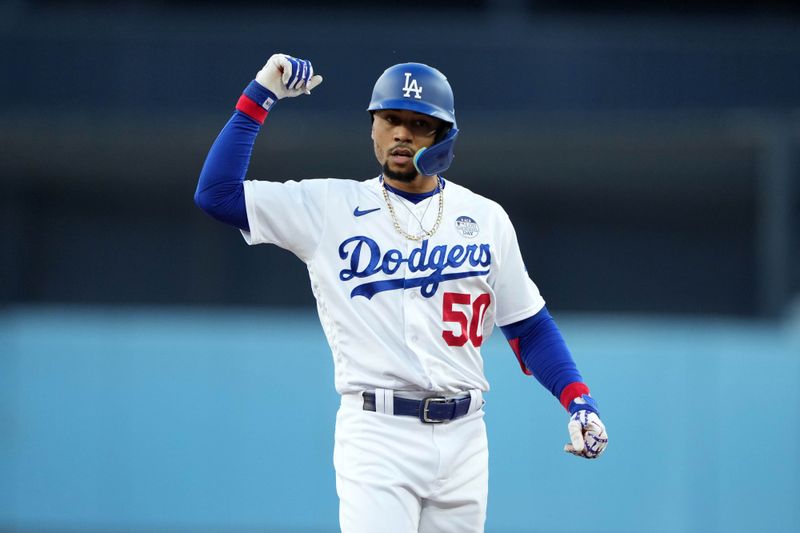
[{"left": 372, "top": 109, "right": 443, "bottom": 183}]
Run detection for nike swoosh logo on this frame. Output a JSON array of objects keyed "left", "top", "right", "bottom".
[{"left": 353, "top": 207, "right": 381, "bottom": 217}]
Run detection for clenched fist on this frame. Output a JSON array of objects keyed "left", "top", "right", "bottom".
[
  {"left": 564, "top": 394, "right": 608, "bottom": 459},
  {"left": 255, "top": 53, "right": 323, "bottom": 100}
]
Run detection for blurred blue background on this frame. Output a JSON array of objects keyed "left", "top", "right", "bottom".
[
  {"left": 3, "top": 307, "right": 799, "bottom": 532},
  {"left": 1, "top": 1, "right": 799, "bottom": 532}
]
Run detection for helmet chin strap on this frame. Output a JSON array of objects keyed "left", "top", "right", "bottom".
[{"left": 413, "top": 127, "right": 460, "bottom": 177}]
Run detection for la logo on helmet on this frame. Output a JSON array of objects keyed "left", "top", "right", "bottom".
[{"left": 402, "top": 72, "right": 423, "bottom": 99}]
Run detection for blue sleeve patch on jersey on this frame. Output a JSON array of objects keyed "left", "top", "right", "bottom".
[
  {"left": 500, "top": 306, "right": 583, "bottom": 400},
  {"left": 194, "top": 111, "right": 260, "bottom": 231}
]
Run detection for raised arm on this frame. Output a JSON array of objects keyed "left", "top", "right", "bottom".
[{"left": 194, "top": 54, "right": 323, "bottom": 230}]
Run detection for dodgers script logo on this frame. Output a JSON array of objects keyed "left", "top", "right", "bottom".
[
  {"left": 338, "top": 236, "right": 491, "bottom": 299},
  {"left": 402, "top": 72, "right": 423, "bottom": 99}
]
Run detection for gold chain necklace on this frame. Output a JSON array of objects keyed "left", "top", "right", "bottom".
[{"left": 381, "top": 178, "right": 444, "bottom": 241}]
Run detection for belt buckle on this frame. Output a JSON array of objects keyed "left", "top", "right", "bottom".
[{"left": 421, "top": 396, "right": 448, "bottom": 424}]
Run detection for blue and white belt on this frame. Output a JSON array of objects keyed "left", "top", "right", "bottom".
[{"left": 361, "top": 389, "right": 483, "bottom": 424}]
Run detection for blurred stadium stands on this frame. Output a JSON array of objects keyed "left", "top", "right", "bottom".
[{"left": 1, "top": 0, "right": 798, "bottom": 316}]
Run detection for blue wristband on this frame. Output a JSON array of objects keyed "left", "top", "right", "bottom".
[
  {"left": 243, "top": 80, "right": 278, "bottom": 111},
  {"left": 568, "top": 394, "right": 600, "bottom": 416}
]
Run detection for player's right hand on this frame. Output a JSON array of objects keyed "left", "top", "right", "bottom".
[{"left": 255, "top": 53, "right": 323, "bottom": 100}]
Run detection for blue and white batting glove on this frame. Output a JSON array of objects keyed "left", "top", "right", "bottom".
[
  {"left": 565, "top": 394, "right": 608, "bottom": 459},
  {"left": 255, "top": 53, "right": 323, "bottom": 101}
]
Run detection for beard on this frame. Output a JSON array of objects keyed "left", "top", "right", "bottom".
[{"left": 382, "top": 160, "right": 419, "bottom": 183}]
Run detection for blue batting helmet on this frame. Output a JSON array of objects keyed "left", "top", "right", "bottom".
[{"left": 368, "top": 62, "right": 459, "bottom": 176}]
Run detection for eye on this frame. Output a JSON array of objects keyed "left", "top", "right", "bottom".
[{"left": 414, "top": 121, "right": 436, "bottom": 136}]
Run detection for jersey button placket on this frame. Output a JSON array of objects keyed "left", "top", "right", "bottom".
[
  {"left": 406, "top": 202, "right": 420, "bottom": 238},
  {"left": 403, "top": 225, "right": 417, "bottom": 345},
  {"left": 403, "top": 212, "right": 433, "bottom": 387}
]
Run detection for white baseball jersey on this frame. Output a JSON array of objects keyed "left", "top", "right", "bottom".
[{"left": 241, "top": 176, "right": 545, "bottom": 394}]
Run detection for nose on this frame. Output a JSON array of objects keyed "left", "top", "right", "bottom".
[{"left": 392, "top": 122, "right": 413, "bottom": 143}]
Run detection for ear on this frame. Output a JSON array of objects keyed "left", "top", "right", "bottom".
[{"left": 369, "top": 112, "right": 375, "bottom": 140}]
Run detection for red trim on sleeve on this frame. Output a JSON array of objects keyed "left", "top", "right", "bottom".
[
  {"left": 559, "top": 381, "right": 590, "bottom": 411},
  {"left": 508, "top": 338, "right": 533, "bottom": 376},
  {"left": 235, "top": 94, "right": 269, "bottom": 125}
]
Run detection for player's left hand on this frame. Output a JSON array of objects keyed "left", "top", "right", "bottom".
[{"left": 564, "top": 394, "right": 608, "bottom": 459}]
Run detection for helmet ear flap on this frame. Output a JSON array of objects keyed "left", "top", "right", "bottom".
[
  {"left": 435, "top": 123, "right": 452, "bottom": 144},
  {"left": 413, "top": 127, "right": 459, "bottom": 176}
]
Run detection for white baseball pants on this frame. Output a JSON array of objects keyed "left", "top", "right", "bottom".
[{"left": 334, "top": 391, "right": 488, "bottom": 533}]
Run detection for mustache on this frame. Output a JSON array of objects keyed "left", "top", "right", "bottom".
[{"left": 388, "top": 143, "right": 415, "bottom": 155}]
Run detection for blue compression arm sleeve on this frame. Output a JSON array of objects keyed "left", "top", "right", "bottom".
[
  {"left": 500, "top": 306, "right": 584, "bottom": 402},
  {"left": 194, "top": 111, "right": 262, "bottom": 231}
]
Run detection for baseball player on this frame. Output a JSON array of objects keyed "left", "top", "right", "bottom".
[{"left": 195, "top": 53, "right": 607, "bottom": 533}]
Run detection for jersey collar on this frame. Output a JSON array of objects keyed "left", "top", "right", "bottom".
[{"left": 379, "top": 176, "right": 446, "bottom": 204}]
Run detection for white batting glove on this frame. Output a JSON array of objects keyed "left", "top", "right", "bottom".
[
  {"left": 255, "top": 53, "right": 323, "bottom": 99},
  {"left": 564, "top": 395, "right": 608, "bottom": 459}
]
